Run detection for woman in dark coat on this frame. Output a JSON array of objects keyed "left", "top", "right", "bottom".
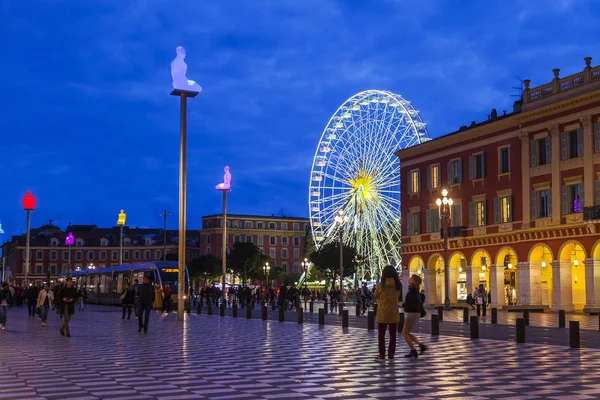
[
  {"left": 59, "top": 278, "right": 78, "bottom": 337},
  {"left": 121, "top": 283, "right": 135, "bottom": 319}
]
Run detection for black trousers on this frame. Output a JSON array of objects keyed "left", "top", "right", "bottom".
[
  {"left": 28, "top": 300, "right": 37, "bottom": 316},
  {"left": 139, "top": 305, "right": 151, "bottom": 331},
  {"left": 476, "top": 302, "right": 487, "bottom": 316}
]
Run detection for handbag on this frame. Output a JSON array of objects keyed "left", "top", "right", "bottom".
[{"left": 418, "top": 295, "right": 427, "bottom": 318}]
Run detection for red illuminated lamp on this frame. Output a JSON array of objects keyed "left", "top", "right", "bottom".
[{"left": 22, "top": 191, "right": 36, "bottom": 211}]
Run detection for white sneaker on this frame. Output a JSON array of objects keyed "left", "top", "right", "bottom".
[{"left": 1, "top": 325, "right": 5, "bottom": 330}]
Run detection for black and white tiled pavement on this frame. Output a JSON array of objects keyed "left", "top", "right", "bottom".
[{"left": 2, "top": 306, "right": 600, "bottom": 399}]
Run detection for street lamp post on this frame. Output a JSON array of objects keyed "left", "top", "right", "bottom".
[
  {"left": 216, "top": 166, "right": 231, "bottom": 306},
  {"left": 301, "top": 258, "right": 308, "bottom": 288},
  {"left": 117, "top": 210, "right": 126, "bottom": 266},
  {"left": 334, "top": 210, "right": 348, "bottom": 307},
  {"left": 263, "top": 262, "right": 270, "bottom": 288},
  {"left": 436, "top": 189, "right": 453, "bottom": 310},
  {"left": 22, "top": 191, "right": 35, "bottom": 287},
  {"left": 0, "top": 221, "right": 5, "bottom": 283}
]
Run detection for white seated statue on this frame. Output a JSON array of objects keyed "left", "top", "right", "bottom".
[
  {"left": 216, "top": 166, "right": 231, "bottom": 190},
  {"left": 0, "top": 222, "right": 3, "bottom": 234},
  {"left": 171, "top": 46, "right": 202, "bottom": 93}
]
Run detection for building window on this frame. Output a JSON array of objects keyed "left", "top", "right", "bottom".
[
  {"left": 427, "top": 164, "right": 441, "bottom": 190},
  {"left": 244, "top": 221, "right": 253, "bottom": 229},
  {"left": 155, "top": 250, "right": 162, "bottom": 259},
  {"left": 62, "top": 251, "right": 68, "bottom": 260},
  {"left": 561, "top": 128, "right": 583, "bottom": 160},
  {"left": 531, "top": 136, "right": 551, "bottom": 167},
  {"left": 281, "top": 222, "right": 287, "bottom": 230},
  {"left": 75, "top": 251, "right": 82, "bottom": 261},
  {"left": 269, "top": 222, "right": 277, "bottom": 230},
  {"left": 532, "top": 189, "right": 552, "bottom": 219},
  {"left": 447, "top": 159, "right": 462, "bottom": 184},
  {"left": 124, "top": 251, "right": 130, "bottom": 261},
  {"left": 562, "top": 183, "right": 583, "bottom": 214},
  {"left": 234, "top": 235, "right": 241, "bottom": 243},
  {"left": 100, "top": 251, "right": 106, "bottom": 261},
  {"left": 293, "top": 223, "right": 299, "bottom": 231},
  {"left": 494, "top": 196, "right": 512, "bottom": 224},
  {"left": 294, "top": 248, "right": 300, "bottom": 260},
  {"left": 451, "top": 204, "right": 461, "bottom": 227},
  {"left": 281, "top": 249, "right": 288, "bottom": 259},
  {"left": 269, "top": 248, "right": 276, "bottom": 258},
  {"left": 87, "top": 251, "right": 94, "bottom": 260},
  {"left": 50, "top": 239, "right": 58, "bottom": 247},
  {"left": 498, "top": 147, "right": 510, "bottom": 174},
  {"left": 100, "top": 239, "right": 108, "bottom": 247},
  {"left": 144, "top": 250, "right": 150, "bottom": 259},
  {"left": 258, "top": 247, "right": 264, "bottom": 255},
  {"left": 469, "top": 201, "right": 486, "bottom": 227},
  {"left": 293, "top": 237, "right": 300, "bottom": 246},
  {"left": 405, "top": 211, "right": 421, "bottom": 236},
  {"left": 469, "top": 153, "right": 485, "bottom": 180},
  {"left": 50, "top": 251, "right": 57, "bottom": 261},
  {"left": 205, "top": 247, "right": 211, "bottom": 255},
  {"left": 207, "top": 221, "right": 212, "bottom": 228},
  {"left": 50, "top": 265, "right": 57, "bottom": 275},
  {"left": 258, "top": 236, "right": 264, "bottom": 245},
  {"left": 281, "top": 237, "right": 288, "bottom": 246},
  {"left": 76, "top": 238, "right": 84, "bottom": 247},
  {"left": 407, "top": 169, "right": 420, "bottom": 194},
  {"left": 36, "top": 250, "right": 43, "bottom": 260},
  {"left": 269, "top": 236, "right": 276, "bottom": 245},
  {"left": 134, "top": 250, "right": 140, "bottom": 260},
  {"left": 36, "top": 265, "right": 42, "bottom": 274},
  {"left": 246, "top": 235, "right": 253, "bottom": 243},
  {"left": 425, "top": 208, "right": 440, "bottom": 233},
  {"left": 112, "top": 251, "right": 118, "bottom": 261},
  {"left": 282, "top": 263, "right": 288, "bottom": 272},
  {"left": 257, "top": 222, "right": 264, "bottom": 229}
]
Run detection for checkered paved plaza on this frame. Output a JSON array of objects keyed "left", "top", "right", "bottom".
[{"left": 2, "top": 305, "right": 600, "bottom": 400}]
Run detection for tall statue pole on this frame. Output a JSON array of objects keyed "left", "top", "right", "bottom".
[
  {"left": 170, "top": 46, "right": 201, "bottom": 321},
  {"left": 216, "top": 166, "right": 232, "bottom": 304}
]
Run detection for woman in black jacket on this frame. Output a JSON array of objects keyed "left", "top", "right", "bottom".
[
  {"left": 401, "top": 274, "right": 428, "bottom": 358},
  {"left": 121, "top": 283, "right": 135, "bottom": 319},
  {"left": 59, "top": 278, "right": 78, "bottom": 337}
]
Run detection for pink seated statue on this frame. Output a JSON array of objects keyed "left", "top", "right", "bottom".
[{"left": 216, "top": 166, "right": 231, "bottom": 190}]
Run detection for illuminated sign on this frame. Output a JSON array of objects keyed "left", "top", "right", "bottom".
[{"left": 162, "top": 268, "right": 179, "bottom": 273}]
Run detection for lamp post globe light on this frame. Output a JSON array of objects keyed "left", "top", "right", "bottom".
[
  {"left": 334, "top": 210, "right": 348, "bottom": 306},
  {"left": 436, "top": 189, "right": 453, "bottom": 310},
  {"left": 117, "top": 209, "right": 126, "bottom": 266},
  {"left": 22, "top": 191, "right": 35, "bottom": 287},
  {"left": 263, "top": 262, "right": 270, "bottom": 288}
]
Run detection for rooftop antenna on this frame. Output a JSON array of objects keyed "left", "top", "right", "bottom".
[{"left": 511, "top": 76, "right": 524, "bottom": 99}]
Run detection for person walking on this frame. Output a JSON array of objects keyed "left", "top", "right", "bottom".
[
  {"left": 132, "top": 278, "right": 140, "bottom": 319},
  {"left": 162, "top": 283, "right": 172, "bottom": 313},
  {"left": 474, "top": 284, "right": 487, "bottom": 317},
  {"left": 59, "top": 278, "right": 78, "bottom": 337},
  {"left": 36, "top": 283, "right": 51, "bottom": 327},
  {"left": 26, "top": 284, "right": 38, "bottom": 317},
  {"left": 121, "top": 283, "right": 135, "bottom": 319},
  {"left": 0, "top": 283, "right": 11, "bottom": 330},
  {"left": 401, "top": 274, "right": 427, "bottom": 358},
  {"left": 373, "top": 265, "right": 402, "bottom": 361},
  {"left": 138, "top": 276, "right": 155, "bottom": 333}
]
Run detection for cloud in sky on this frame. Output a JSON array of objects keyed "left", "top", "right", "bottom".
[{"left": 0, "top": 0, "right": 599, "bottom": 238}]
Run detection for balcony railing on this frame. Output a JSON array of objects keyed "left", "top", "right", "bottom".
[
  {"left": 441, "top": 226, "right": 468, "bottom": 239},
  {"left": 583, "top": 206, "right": 600, "bottom": 222}
]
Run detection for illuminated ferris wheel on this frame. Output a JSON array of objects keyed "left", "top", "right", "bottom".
[{"left": 309, "top": 90, "right": 430, "bottom": 281}]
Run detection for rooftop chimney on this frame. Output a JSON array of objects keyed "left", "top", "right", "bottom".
[{"left": 490, "top": 109, "right": 498, "bottom": 121}]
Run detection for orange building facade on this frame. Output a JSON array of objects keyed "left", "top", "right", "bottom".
[{"left": 396, "top": 57, "right": 600, "bottom": 313}]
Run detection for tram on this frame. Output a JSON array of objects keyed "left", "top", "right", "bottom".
[{"left": 62, "top": 261, "right": 189, "bottom": 306}]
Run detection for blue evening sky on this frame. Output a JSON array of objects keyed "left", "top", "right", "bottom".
[{"left": 1, "top": 0, "right": 598, "bottom": 239}]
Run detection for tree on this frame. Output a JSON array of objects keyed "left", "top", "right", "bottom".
[
  {"left": 228, "top": 242, "right": 264, "bottom": 284},
  {"left": 303, "top": 225, "right": 317, "bottom": 259},
  {"left": 309, "top": 242, "right": 357, "bottom": 288},
  {"left": 187, "top": 254, "right": 221, "bottom": 287}
]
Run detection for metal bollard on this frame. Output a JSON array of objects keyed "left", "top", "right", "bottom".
[
  {"left": 437, "top": 306, "right": 444, "bottom": 322},
  {"left": 342, "top": 309, "right": 349, "bottom": 327},
  {"left": 398, "top": 312, "right": 405, "bottom": 332},
  {"left": 570, "top": 321, "right": 580, "bottom": 349},
  {"left": 491, "top": 307, "right": 497, "bottom": 324},
  {"left": 262, "top": 305, "right": 267, "bottom": 320},
  {"left": 373, "top": 304, "right": 378, "bottom": 316},
  {"left": 271, "top": 301, "right": 276, "bottom": 311},
  {"left": 196, "top": 301, "right": 202, "bottom": 315},
  {"left": 523, "top": 309, "right": 529, "bottom": 326},
  {"left": 431, "top": 314, "right": 440, "bottom": 336},
  {"left": 367, "top": 311, "right": 375, "bottom": 330},
  {"left": 207, "top": 302, "right": 213, "bottom": 316},
  {"left": 246, "top": 305, "right": 252, "bottom": 319},
  {"left": 220, "top": 302, "right": 225, "bottom": 317},
  {"left": 516, "top": 318, "right": 526, "bottom": 344},
  {"left": 279, "top": 306, "right": 285, "bottom": 322},
  {"left": 232, "top": 303, "right": 238, "bottom": 318},
  {"left": 186, "top": 299, "right": 191, "bottom": 314},
  {"left": 318, "top": 308, "right": 325, "bottom": 325},
  {"left": 470, "top": 316, "right": 479, "bottom": 339},
  {"left": 324, "top": 300, "right": 328, "bottom": 314},
  {"left": 297, "top": 307, "right": 303, "bottom": 324},
  {"left": 559, "top": 310, "right": 565, "bottom": 328},
  {"left": 463, "top": 307, "right": 469, "bottom": 323},
  {"left": 355, "top": 302, "right": 361, "bottom": 316},
  {"left": 309, "top": 300, "right": 314, "bottom": 313}
]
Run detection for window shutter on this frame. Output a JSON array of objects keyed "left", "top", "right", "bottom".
[
  {"left": 595, "top": 180, "right": 600, "bottom": 206},
  {"left": 545, "top": 136, "right": 552, "bottom": 164},
  {"left": 579, "top": 182, "right": 584, "bottom": 208},
  {"left": 577, "top": 127, "right": 584, "bottom": 157},
  {"left": 561, "top": 185, "right": 568, "bottom": 215},
  {"left": 406, "top": 212, "right": 413, "bottom": 236},
  {"left": 414, "top": 212, "right": 421, "bottom": 234},
  {"left": 425, "top": 209, "right": 432, "bottom": 233},
  {"left": 437, "top": 163, "right": 441, "bottom": 188},
  {"left": 531, "top": 191, "right": 537, "bottom": 220},
  {"left": 493, "top": 197, "right": 500, "bottom": 224},
  {"left": 482, "top": 200, "right": 487, "bottom": 225},
  {"left": 469, "top": 156, "right": 474, "bottom": 180},
  {"left": 416, "top": 171, "right": 420, "bottom": 193},
  {"left": 447, "top": 161, "right": 452, "bottom": 184},
  {"left": 407, "top": 171, "right": 411, "bottom": 194},
  {"left": 548, "top": 190, "right": 552, "bottom": 217},
  {"left": 508, "top": 195, "right": 513, "bottom": 222},
  {"left": 560, "top": 131, "right": 567, "bottom": 160},
  {"left": 595, "top": 123, "right": 600, "bottom": 154},
  {"left": 530, "top": 140, "right": 537, "bottom": 167},
  {"left": 452, "top": 204, "right": 460, "bottom": 227},
  {"left": 427, "top": 167, "right": 431, "bottom": 190},
  {"left": 481, "top": 153, "right": 486, "bottom": 178},
  {"left": 468, "top": 202, "right": 475, "bottom": 227},
  {"left": 433, "top": 211, "right": 440, "bottom": 232}
]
